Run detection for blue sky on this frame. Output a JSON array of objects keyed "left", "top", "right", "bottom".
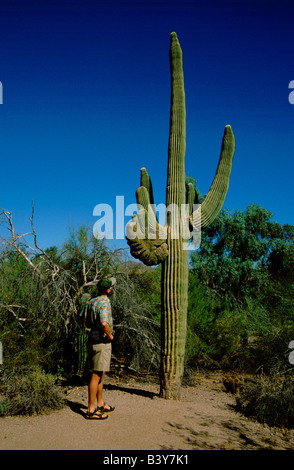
[{"left": 0, "top": 0, "right": 293, "bottom": 252}]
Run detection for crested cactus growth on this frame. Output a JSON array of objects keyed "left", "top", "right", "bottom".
[{"left": 126, "top": 32, "right": 235, "bottom": 399}]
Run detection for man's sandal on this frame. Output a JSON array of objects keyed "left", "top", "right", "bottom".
[
  {"left": 97, "top": 402, "right": 115, "bottom": 412},
  {"left": 85, "top": 410, "right": 108, "bottom": 420}
]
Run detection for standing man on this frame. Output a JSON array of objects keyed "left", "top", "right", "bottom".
[{"left": 86, "top": 277, "right": 116, "bottom": 420}]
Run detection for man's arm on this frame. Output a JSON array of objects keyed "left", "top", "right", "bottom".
[{"left": 101, "top": 321, "right": 114, "bottom": 341}]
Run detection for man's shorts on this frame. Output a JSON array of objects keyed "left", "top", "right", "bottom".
[{"left": 91, "top": 342, "right": 112, "bottom": 372}]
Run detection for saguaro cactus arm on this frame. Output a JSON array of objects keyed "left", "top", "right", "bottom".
[
  {"left": 126, "top": 168, "right": 168, "bottom": 266},
  {"left": 190, "top": 124, "right": 235, "bottom": 229}
]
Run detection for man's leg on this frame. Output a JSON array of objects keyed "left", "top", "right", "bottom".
[
  {"left": 96, "top": 370, "right": 115, "bottom": 412},
  {"left": 96, "top": 371, "right": 105, "bottom": 408},
  {"left": 90, "top": 344, "right": 114, "bottom": 413},
  {"left": 86, "top": 371, "right": 108, "bottom": 419},
  {"left": 88, "top": 371, "right": 100, "bottom": 413}
]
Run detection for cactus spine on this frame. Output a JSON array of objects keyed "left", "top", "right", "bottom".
[{"left": 126, "top": 32, "right": 235, "bottom": 399}]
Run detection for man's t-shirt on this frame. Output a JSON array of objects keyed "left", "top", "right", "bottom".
[{"left": 86, "top": 295, "right": 113, "bottom": 344}]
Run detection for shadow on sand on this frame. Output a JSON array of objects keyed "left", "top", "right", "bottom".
[
  {"left": 66, "top": 382, "right": 159, "bottom": 418},
  {"left": 105, "top": 383, "right": 159, "bottom": 399}
]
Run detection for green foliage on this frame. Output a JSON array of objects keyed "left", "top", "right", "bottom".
[
  {"left": 0, "top": 224, "right": 122, "bottom": 378},
  {"left": 60, "top": 224, "right": 115, "bottom": 286},
  {"left": 191, "top": 205, "right": 274, "bottom": 302},
  {"left": 188, "top": 203, "right": 294, "bottom": 371},
  {"left": 0, "top": 253, "right": 31, "bottom": 314},
  {"left": 186, "top": 277, "right": 247, "bottom": 368}
]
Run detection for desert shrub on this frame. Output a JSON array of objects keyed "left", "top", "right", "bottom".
[
  {"left": 236, "top": 371, "right": 294, "bottom": 428},
  {"left": 0, "top": 366, "right": 64, "bottom": 416},
  {"left": 111, "top": 272, "right": 161, "bottom": 373},
  {"left": 186, "top": 278, "right": 248, "bottom": 368},
  {"left": 186, "top": 274, "right": 294, "bottom": 371},
  {"left": 245, "top": 326, "right": 294, "bottom": 374}
]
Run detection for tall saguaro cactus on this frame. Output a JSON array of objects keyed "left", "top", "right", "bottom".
[{"left": 126, "top": 32, "right": 235, "bottom": 399}]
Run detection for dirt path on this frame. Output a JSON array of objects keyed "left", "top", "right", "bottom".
[{"left": 1, "top": 371, "right": 294, "bottom": 451}]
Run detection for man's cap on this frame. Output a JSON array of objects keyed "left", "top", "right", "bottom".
[{"left": 98, "top": 277, "right": 116, "bottom": 292}]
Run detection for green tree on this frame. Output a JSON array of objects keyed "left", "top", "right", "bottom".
[
  {"left": 191, "top": 204, "right": 287, "bottom": 304},
  {"left": 188, "top": 204, "right": 294, "bottom": 370}
]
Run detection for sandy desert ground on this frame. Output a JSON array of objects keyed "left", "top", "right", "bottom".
[{"left": 1, "top": 370, "right": 294, "bottom": 454}]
